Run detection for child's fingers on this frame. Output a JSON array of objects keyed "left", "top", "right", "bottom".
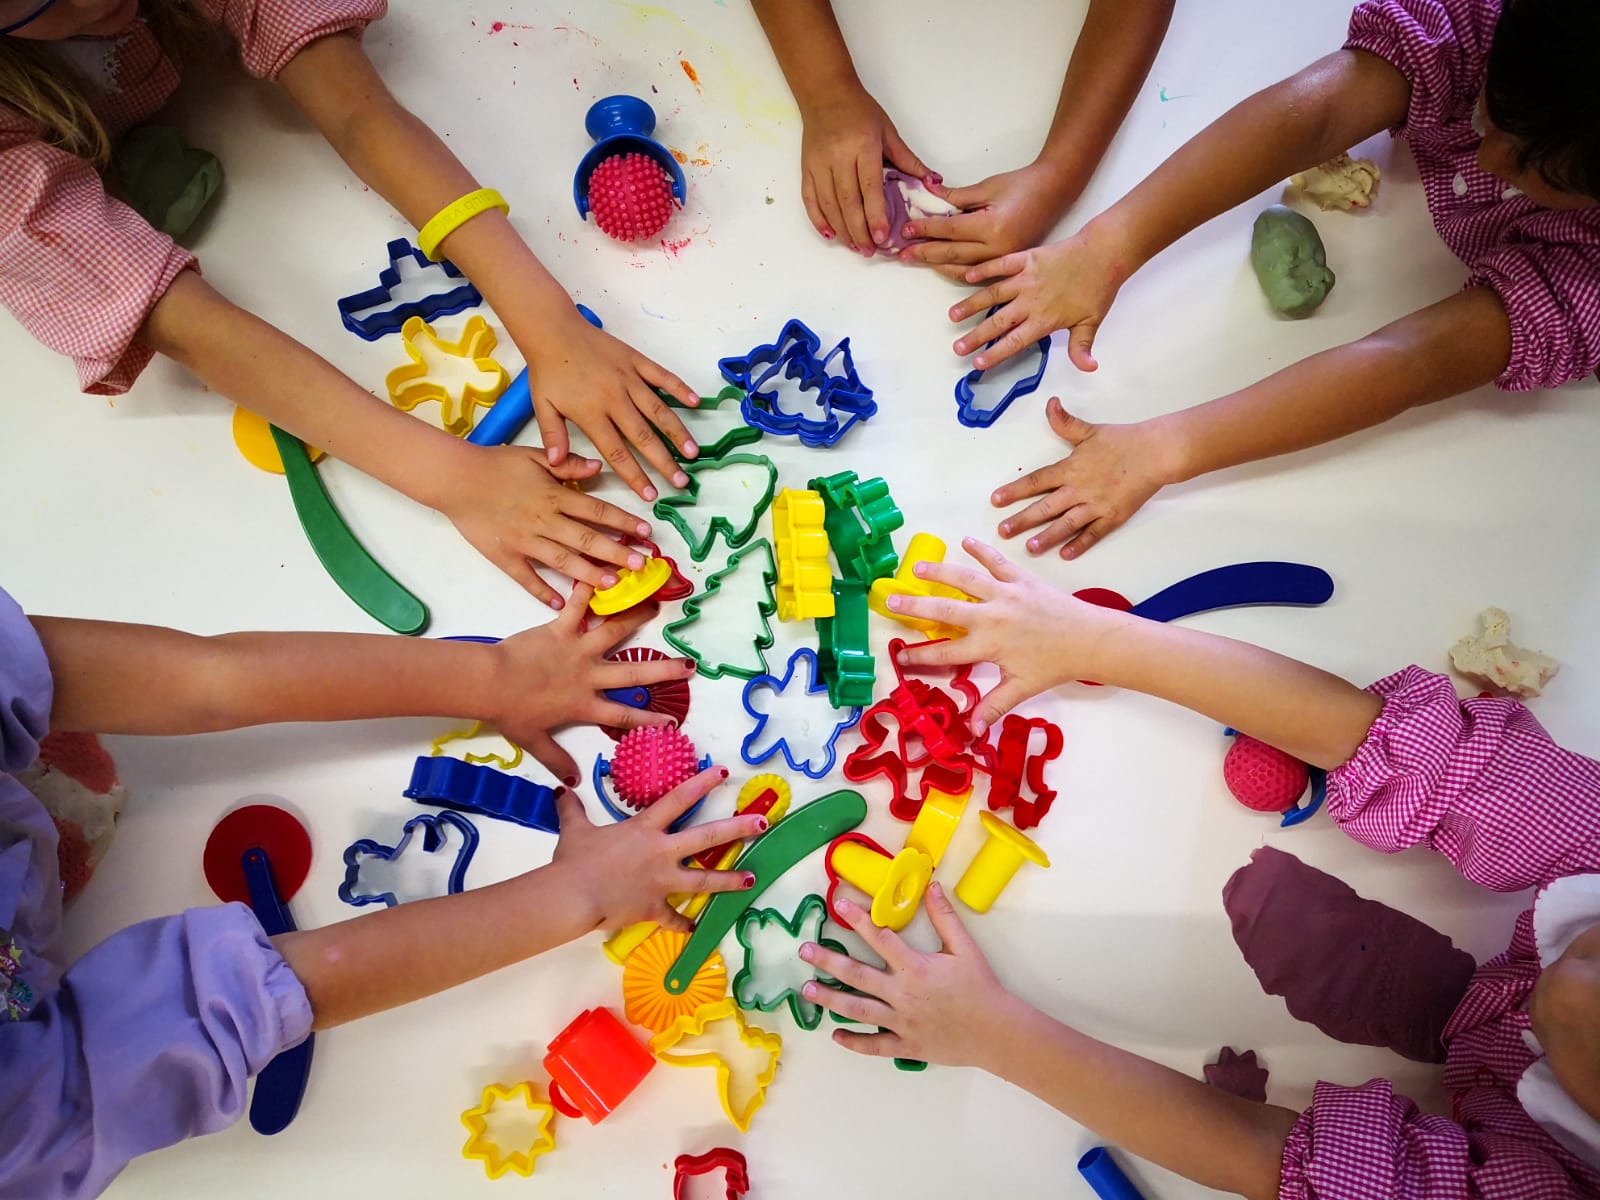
[
  {"left": 881, "top": 124, "right": 932, "bottom": 182},
  {"left": 590, "top": 703, "right": 673, "bottom": 733},
  {"left": 553, "top": 786, "right": 591, "bottom": 832},
  {"left": 960, "top": 537, "right": 1026, "bottom": 583},
  {"left": 499, "top": 554, "right": 563, "bottom": 609},
  {"left": 533, "top": 399, "right": 571, "bottom": 467},
  {"left": 621, "top": 390, "right": 692, "bottom": 490},
  {"left": 676, "top": 866, "right": 758, "bottom": 896},
  {"left": 1059, "top": 516, "right": 1114, "bottom": 561},
  {"left": 530, "top": 536, "right": 621, "bottom": 590},
  {"left": 960, "top": 250, "right": 1027, "bottom": 286},
  {"left": 950, "top": 291, "right": 1024, "bottom": 348},
  {"left": 804, "top": 982, "right": 893, "bottom": 1028},
  {"left": 971, "top": 678, "right": 1032, "bottom": 739},
  {"left": 831, "top": 1027, "right": 912, "bottom": 1059},
  {"left": 886, "top": 592, "right": 973, "bottom": 631},
  {"left": 541, "top": 453, "right": 605, "bottom": 481},
  {"left": 910, "top": 557, "right": 1001, "bottom": 600},
  {"left": 813, "top": 171, "right": 851, "bottom": 251},
  {"left": 801, "top": 941, "right": 888, "bottom": 993},
  {"left": 971, "top": 318, "right": 1048, "bottom": 372},
  {"left": 654, "top": 905, "right": 695, "bottom": 935},
  {"left": 588, "top": 424, "right": 657, "bottom": 503},
  {"left": 525, "top": 731, "right": 579, "bottom": 786},
  {"left": 835, "top": 162, "right": 874, "bottom": 255},
  {"left": 636, "top": 358, "right": 700, "bottom": 415},
  {"left": 858, "top": 153, "right": 890, "bottom": 247},
  {"left": 583, "top": 600, "right": 659, "bottom": 651},
  {"left": 831, "top": 898, "right": 918, "bottom": 971},
  {"left": 923, "top": 883, "right": 981, "bottom": 956},
  {"left": 1067, "top": 321, "right": 1100, "bottom": 372},
  {"left": 669, "top": 811, "right": 769, "bottom": 861},
  {"left": 900, "top": 237, "right": 988, "bottom": 268},
  {"left": 997, "top": 491, "right": 1077, "bottom": 544},
  {"left": 596, "top": 654, "right": 696, "bottom": 693},
  {"left": 902, "top": 210, "right": 970, "bottom": 243},
  {"left": 561, "top": 491, "right": 654, "bottom": 542},
  {"left": 551, "top": 583, "right": 592, "bottom": 631},
  {"left": 801, "top": 170, "right": 830, "bottom": 238},
  {"left": 896, "top": 638, "right": 978, "bottom": 670},
  {"left": 647, "top": 765, "right": 726, "bottom": 829},
  {"left": 1024, "top": 503, "right": 1099, "bottom": 556}
]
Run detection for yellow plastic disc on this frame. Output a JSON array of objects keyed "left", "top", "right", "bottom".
[
  {"left": 623, "top": 929, "right": 727, "bottom": 1033},
  {"left": 233, "top": 406, "right": 324, "bottom": 474}
]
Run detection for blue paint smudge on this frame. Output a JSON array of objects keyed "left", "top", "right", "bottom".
[{"left": 1158, "top": 87, "right": 1192, "bottom": 102}]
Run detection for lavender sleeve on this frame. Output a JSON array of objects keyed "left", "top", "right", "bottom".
[{"left": 0, "top": 589, "right": 312, "bottom": 1200}]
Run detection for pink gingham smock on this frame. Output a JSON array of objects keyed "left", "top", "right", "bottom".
[
  {"left": 1345, "top": 0, "right": 1600, "bottom": 392},
  {"left": 1277, "top": 666, "right": 1600, "bottom": 1199},
  {"left": 0, "top": 0, "right": 385, "bottom": 395}
]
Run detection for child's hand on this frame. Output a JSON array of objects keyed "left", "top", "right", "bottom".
[
  {"left": 801, "top": 884, "right": 1018, "bottom": 1069},
  {"left": 435, "top": 443, "right": 654, "bottom": 607},
  {"left": 488, "top": 586, "right": 699, "bottom": 782},
  {"left": 521, "top": 313, "right": 701, "bottom": 503},
  {"left": 990, "top": 397, "right": 1173, "bottom": 560},
  {"left": 551, "top": 768, "right": 766, "bottom": 931},
  {"left": 897, "top": 163, "right": 1073, "bottom": 280},
  {"left": 888, "top": 538, "right": 1127, "bottom": 734},
  {"left": 799, "top": 86, "right": 936, "bottom": 255},
  {"left": 951, "top": 223, "right": 1127, "bottom": 373}
]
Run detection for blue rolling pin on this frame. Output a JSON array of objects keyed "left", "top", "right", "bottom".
[
  {"left": 466, "top": 304, "right": 602, "bottom": 447},
  {"left": 1078, "top": 1147, "right": 1148, "bottom": 1200}
]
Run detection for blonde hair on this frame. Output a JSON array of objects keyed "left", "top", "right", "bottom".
[{"left": 0, "top": 2, "right": 208, "bottom": 165}]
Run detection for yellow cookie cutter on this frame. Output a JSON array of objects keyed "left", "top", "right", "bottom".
[
  {"left": 590, "top": 557, "right": 672, "bottom": 616},
  {"left": 954, "top": 810, "right": 1051, "bottom": 913},
  {"left": 869, "top": 532, "right": 975, "bottom": 639},
  {"left": 385, "top": 314, "right": 510, "bottom": 437},
  {"left": 622, "top": 929, "right": 727, "bottom": 1034},
  {"left": 460, "top": 1081, "right": 557, "bottom": 1179},
  {"left": 430, "top": 721, "right": 523, "bottom": 771},
  {"left": 771, "top": 488, "right": 834, "bottom": 621},
  {"left": 650, "top": 997, "right": 782, "bottom": 1133}
]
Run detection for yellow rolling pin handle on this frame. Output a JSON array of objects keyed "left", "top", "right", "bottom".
[
  {"left": 905, "top": 787, "right": 971, "bottom": 868},
  {"left": 867, "top": 532, "right": 976, "bottom": 639},
  {"left": 954, "top": 811, "right": 1051, "bottom": 913}
]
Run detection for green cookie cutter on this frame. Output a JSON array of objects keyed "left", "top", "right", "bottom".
[
  {"left": 816, "top": 577, "right": 875, "bottom": 708},
  {"left": 665, "top": 788, "right": 867, "bottom": 994},
  {"left": 654, "top": 451, "right": 780, "bottom": 563},
  {"left": 655, "top": 385, "right": 767, "bottom": 463},
  {"left": 733, "top": 894, "right": 848, "bottom": 1030},
  {"left": 270, "top": 427, "right": 429, "bottom": 635},
  {"left": 810, "top": 470, "right": 904, "bottom": 584},
  {"left": 662, "top": 539, "right": 777, "bottom": 680}
]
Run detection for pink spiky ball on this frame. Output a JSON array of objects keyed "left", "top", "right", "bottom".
[
  {"left": 587, "top": 151, "right": 677, "bottom": 242},
  {"left": 610, "top": 724, "right": 700, "bottom": 809},
  {"left": 1223, "top": 733, "right": 1309, "bottom": 812}
]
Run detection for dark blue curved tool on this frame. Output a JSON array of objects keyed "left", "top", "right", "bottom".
[
  {"left": 241, "top": 847, "right": 314, "bottom": 1135},
  {"left": 1079, "top": 562, "right": 1334, "bottom": 623}
]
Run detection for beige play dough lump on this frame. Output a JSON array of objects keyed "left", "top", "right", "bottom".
[
  {"left": 1290, "top": 153, "right": 1381, "bottom": 211},
  {"left": 1449, "top": 608, "right": 1560, "bottom": 698}
]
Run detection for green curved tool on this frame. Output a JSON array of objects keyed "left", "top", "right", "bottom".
[
  {"left": 269, "top": 426, "right": 429, "bottom": 635},
  {"left": 664, "top": 788, "right": 867, "bottom": 994}
]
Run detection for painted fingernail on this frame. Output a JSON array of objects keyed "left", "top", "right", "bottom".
[
  {"left": 821, "top": 227, "right": 835, "bottom": 239},
  {"left": 719, "top": 767, "right": 730, "bottom": 779},
  {"left": 754, "top": 817, "right": 769, "bottom": 832},
  {"left": 742, "top": 874, "right": 757, "bottom": 889},
  {"left": 565, "top": 774, "right": 579, "bottom": 787},
  {"left": 682, "top": 659, "right": 697, "bottom": 671},
  {"left": 601, "top": 574, "right": 620, "bottom": 588},
  {"left": 902, "top": 224, "right": 915, "bottom": 240},
  {"left": 928, "top": 172, "right": 943, "bottom": 185},
  {"left": 672, "top": 472, "right": 689, "bottom": 488},
  {"left": 642, "top": 486, "right": 659, "bottom": 502}
]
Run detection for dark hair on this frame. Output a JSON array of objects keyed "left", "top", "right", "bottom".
[{"left": 1484, "top": 0, "right": 1600, "bottom": 199}]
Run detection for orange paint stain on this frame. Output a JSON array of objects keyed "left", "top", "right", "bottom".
[
  {"left": 679, "top": 59, "right": 701, "bottom": 91},
  {"left": 668, "top": 147, "right": 689, "bottom": 164}
]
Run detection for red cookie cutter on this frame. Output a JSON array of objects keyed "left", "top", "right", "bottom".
[
  {"left": 673, "top": 1147, "right": 750, "bottom": 1200},
  {"left": 984, "top": 713, "right": 1063, "bottom": 831},
  {"left": 842, "top": 638, "right": 992, "bottom": 821}
]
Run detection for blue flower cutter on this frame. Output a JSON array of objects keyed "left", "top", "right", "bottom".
[{"left": 740, "top": 647, "right": 862, "bottom": 779}]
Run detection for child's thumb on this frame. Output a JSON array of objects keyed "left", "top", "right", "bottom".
[
  {"left": 1067, "top": 322, "right": 1100, "bottom": 372},
  {"left": 1046, "top": 397, "right": 1096, "bottom": 448},
  {"left": 553, "top": 785, "right": 590, "bottom": 832}
]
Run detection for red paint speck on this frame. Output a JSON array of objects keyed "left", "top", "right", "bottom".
[
  {"left": 661, "top": 236, "right": 692, "bottom": 258},
  {"left": 679, "top": 59, "right": 701, "bottom": 91},
  {"left": 490, "top": 20, "right": 504, "bottom": 32}
]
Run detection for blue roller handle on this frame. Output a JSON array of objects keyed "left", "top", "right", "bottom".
[
  {"left": 242, "top": 847, "right": 314, "bottom": 1136},
  {"left": 465, "top": 304, "right": 603, "bottom": 447},
  {"left": 1078, "top": 1147, "right": 1147, "bottom": 1200},
  {"left": 1130, "top": 562, "right": 1333, "bottom": 623}
]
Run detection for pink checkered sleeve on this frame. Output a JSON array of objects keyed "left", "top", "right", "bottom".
[
  {"left": 1470, "top": 241, "right": 1600, "bottom": 391},
  {"left": 199, "top": 0, "right": 387, "bottom": 80},
  {"left": 1327, "top": 666, "right": 1600, "bottom": 891},
  {"left": 1279, "top": 1079, "right": 1472, "bottom": 1200},
  {"left": 1346, "top": 0, "right": 1497, "bottom": 133},
  {"left": 0, "top": 135, "right": 195, "bottom": 395}
]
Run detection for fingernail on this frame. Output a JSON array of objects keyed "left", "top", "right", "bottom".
[
  {"left": 601, "top": 574, "right": 620, "bottom": 588},
  {"left": 821, "top": 227, "right": 835, "bottom": 240},
  {"left": 643, "top": 486, "right": 659, "bottom": 502},
  {"left": 681, "top": 439, "right": 699, "bottom": 456},
  {"left": 742, "top": 874, "right": 756, "bottom": 889},
  {"left": 998, "top": 519, "right": 1011, "bottom": 533},
  {"left": 974, "top": 356, "right": 988, "bottom": 369},
  {"left": 754, "top": 817, "right": 769, "bottom": 832},
  {"left": 1027, "top": 539, "right": 1041, "bottom": 553},
  {"left": 912, "top": 562, "right": 927, "bottom": 577},
  {"left": 837, "top": 897, "right": 856, "bottom": 915},
  {"left": 928, "top": 172, "right": 943, "bottom": 185},
  {"left": 800, "top": 943, "right": 816, "bottom": 961},
  {"left": 929, "top": 882, "right": 944, "bottom": 898},
  {"left": 565, "top": 774, "right": 579, "bottom": 787},
  {"left": 550, "top": 597, "right": 565, "bottom": 611},
  {"left": 902, "top": 224, "right": 915, "bottom": 240},
  {"left": 627, "top": 553, "right": 646, "bottom": 570},
  {"left": 682, "top": 659, "right": 697, "bottom": 671},
  {"left": 886, "top": 595, "right": 902, "bottom": 611},
  {"left": 802, "top": 982, "right": 818, "bottom": 998},
  {"left": 719, "top": 767, "right": 730, "bottom": 779},
  {"left": 954, "top": 341, "right": 967, "bottom": 354},
  {"left": 872, "top": 226, "right": 886, "bottom": 245},
  {"left": 636, "top": 522, "right": 652, "bottom": 537},
  {"left": 971, "top": 719, "right": 988, "bottom": 738},
  {"left": 672, "top": 472, "right": 689, "bottom": 488},
  {"left": 963, "top": 536, "right": 977, "bottom": 546}
]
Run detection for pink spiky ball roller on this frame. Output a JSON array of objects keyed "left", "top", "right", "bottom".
[
  {"left": 1223, "top": 732, "right": 1309, "bottom": 812},
  {"left": 610, "top": 724, "right": 701, "bottom": 810},
  {"left": 587, "top": 152, "right": 677, "bottom": 243}
]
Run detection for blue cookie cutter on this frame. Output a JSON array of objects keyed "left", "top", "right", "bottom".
[
  {"left": 591, "top": 750, "right": 711, "bottom": 828},
  {"left": 573, "top": 95, "right": 687, "bottom": 221},
  {"left": 338, "top": 810, "right": 479, "bottom": 909},
  {"left": 337, "top": 238, "right": 482, "bottom": 342},
  {"left": 465, "top": 304, "right": 604, "bottom": 447},
  {"left": 719, "top": 319, "right": 877, "bottom": 448},
  {"left": 404, "top": 754, "right": 561, "bottom": 833},
  {"left": 953, "top": 306, "right": 1052, "bottom": 428},
  {"left": 740, "top": 647, "right": 862, "bottom": 780}
]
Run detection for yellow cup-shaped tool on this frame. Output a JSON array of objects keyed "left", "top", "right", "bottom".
[
  {"left": 905, "top": 787, "right": 971, "bottom": 867},
  {"left": 954, "top": 811, "right": 1051, "bottom": 913},
  {"left": 830, "top": 840, "right": 934, "bottom": 931}
]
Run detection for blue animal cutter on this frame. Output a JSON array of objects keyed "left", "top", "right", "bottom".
[
  {"left": 719, "top": 319, "right": 877, "bottom": 448},
  {"left": 339, "top": 810, "right": 479, "bottom": 909},
  {"left": 740, "top": 647, "right": 862, "bottom": 779},
  {"left": 954, "top": 306, "right": 1052, "bottom": 428},
  {"left": 336, "top": 238, "right": 482, "bottom": 342},
  {"left": 404, "top": 755, "right": 561, "bottom": 834}
]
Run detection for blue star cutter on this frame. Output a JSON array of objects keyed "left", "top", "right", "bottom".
[
  {"left": 338, "top": 811, "right": 479, "bottom": 909},
  {"left": 404, "top": 755, "right": 560, "bottom": 833},
  {"left": 740, "top": 646, "right": 863, "bottom": 779},
  {"left": 337, "top": 238, "right": 482, "bottom": 342},
  {"left": 953, "top": 306, "right": 1052, "bottom": 428}
]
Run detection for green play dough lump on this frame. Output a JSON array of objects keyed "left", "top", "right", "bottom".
[
  {"left": 114, "top": 126, "right": 222, "bottom": 241},
  {"left": 1250, "top": 204, "right": 1334, "bottom": 318}
]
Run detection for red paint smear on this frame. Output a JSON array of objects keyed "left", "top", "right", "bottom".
[
  {"left": 679, "top": 59, "right": 701, "bottom": 91},
  {"left": 661, "top": 236, "right": 691, "bottom": 258}
]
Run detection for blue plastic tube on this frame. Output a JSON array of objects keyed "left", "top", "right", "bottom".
[
  {"left": 464, "top": 304, "right": 602, "bottom": 447},
  {"left": 1077, "top": 1147, "right": 1147, "bottom": 1200}
]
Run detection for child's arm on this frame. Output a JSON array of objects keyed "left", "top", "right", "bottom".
[
  {"left": 804, "top": 887, "right": 1300, "bottom": 1200},
  {"left": 897, "top": 0, "right": 1176, "bottom": 278},
  {"left": 898, "top": 540, "right": 1600, "bottom": 889},
  {"left": 750, "top": 0, "right": 936, "bottom": 254},
  {"left": 950, "top": 49, "right": 1412, "bottom": 372},
  {"left": 140, "top": 273, "right": 650, "bottom": 607},
  {"left": 30, "top": 584, "right": 691, "bottom": 782},
  {"left": 273, "top": 35, "right": 699, "bottom": 502},
  {"left": 992, "top": 287, "right": 1511, "bottom": 559}
]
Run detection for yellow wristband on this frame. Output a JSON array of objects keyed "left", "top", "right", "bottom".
[{"left": 417, "top": 188, "right": 509, "bottom": 261}]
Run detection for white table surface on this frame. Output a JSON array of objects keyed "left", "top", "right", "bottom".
[{"left": 4, "top": 1, "right": 1599, "bottom": 1196}]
